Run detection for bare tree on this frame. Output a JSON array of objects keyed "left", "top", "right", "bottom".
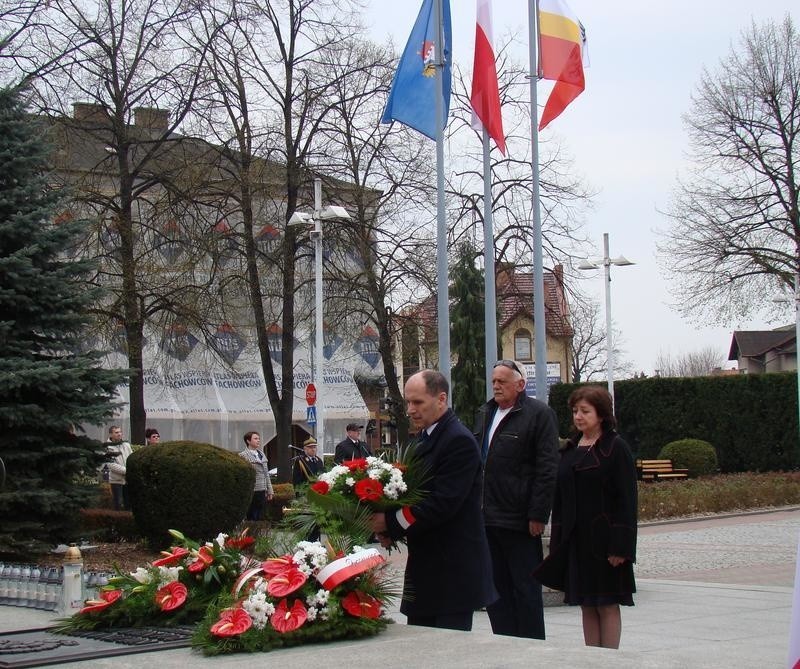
[
  {"left": 658, "top": 15, "right": 800, "bottom": 324},
  {"left": 569, "top": 296, "right": 634, "bottom": 383},
  {"left": 187, "top": 0, "right": 369, "bottom": 478},
  {"left": 24, "top": 0, "right": 211, "bottom": 443},
  {"left": 653, "top": 346, "right": 726, "bottom": 378}
]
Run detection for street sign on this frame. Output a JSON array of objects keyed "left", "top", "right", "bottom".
[
  {"left": 305, "top": 383, "right": 317, "bottom": 406},
  {"left": 307, "top": 406, "right": 317, "bottom": 425}
]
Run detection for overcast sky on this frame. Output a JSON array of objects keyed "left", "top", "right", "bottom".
[{"left": 363, "top": 0, "right": 798, "bottom": 375}]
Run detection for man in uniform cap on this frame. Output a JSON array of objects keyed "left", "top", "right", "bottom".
[
  {"left": 292, "top": 437, "right": 325, "bottom": 486},
  {"left": 334, "top": 422, "right": 372, "bottom": 463}
]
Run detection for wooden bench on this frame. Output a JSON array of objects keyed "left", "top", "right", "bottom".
[{"left": 636, "top": 459, "right": 689, "bottom": 482}]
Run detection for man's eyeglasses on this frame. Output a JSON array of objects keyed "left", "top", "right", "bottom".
[{"left": 493, "top": 360, "right": 525, "bottom": 378}]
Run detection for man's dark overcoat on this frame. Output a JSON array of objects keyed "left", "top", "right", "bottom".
[{"left": 384, "top": 409, "right": 498, "bottom": 617}]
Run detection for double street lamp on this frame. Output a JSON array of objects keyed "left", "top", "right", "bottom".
[
  {"left": 578, "top": 232, "right": 635, "bottom": 404},
  {"left": 289, "top": 178, "right": 351, "bottom": 451}
]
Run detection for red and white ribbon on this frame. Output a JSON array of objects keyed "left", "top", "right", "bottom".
[{"left": 315, "top": 549, "right": 385, "bottom": 591}]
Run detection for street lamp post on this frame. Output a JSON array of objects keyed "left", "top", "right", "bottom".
[
  {"left": 288, "top": 178, "right": 351, "bottom": 452},
  {"left": 578, "top": 232, "right": 634, "bottom": 404}
]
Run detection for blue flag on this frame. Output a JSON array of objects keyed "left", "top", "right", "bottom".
[{"left": 381, "top": 0, "right": 452, "bottom": 140}]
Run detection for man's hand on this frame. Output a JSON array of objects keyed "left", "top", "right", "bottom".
[
  {"left": 266, "top": 493, "right": 274, "bottom": 502},
  {"left": 528, "top": 520, "right": 545, "bottom": 537},
  {"left": 608, "top": 555, "right": 626, "bottom": 567},
  {"left": 369, "top": 512, "right": 388, "bottom": 533}
]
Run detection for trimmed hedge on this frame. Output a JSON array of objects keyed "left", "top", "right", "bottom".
[
  {"left": 126, "top": 441, "right": 254, "bottom": 548},
  {"left": 658, "top": 439, "right": 718, "bottom": 477},
  {"left": 549, "top": 372, "right": 800, "bottom": 472}
]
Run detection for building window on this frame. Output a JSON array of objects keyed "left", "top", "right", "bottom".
[{"left": 514, "top": 329, "right": 532, "bottom": 361}]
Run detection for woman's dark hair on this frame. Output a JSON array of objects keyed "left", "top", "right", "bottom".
[{"left": 568, "top": 385, "right": 616, "bottom": 432}]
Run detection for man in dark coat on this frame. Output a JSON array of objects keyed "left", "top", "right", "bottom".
[
  {"left": 334, "top": 423, "right": 372, "bottom": 463},
  {"left": 369, "top": 370, "right": 497, "bottom": 631},
  {"left": 474, "top": 360, "right": 559, "bottom": 639},
  {"left": 292, "top": 437, "right": 325, "bottom": 487}
]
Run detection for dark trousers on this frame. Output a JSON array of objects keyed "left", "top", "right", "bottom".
[
  {"left": 485, "top": 525, "right": 545, "bottom": 639},
  {"left": 246, "top": 491, "right": 267, "bottom": 521},
  {"left": 406, "top": 611, "right": 473, "bottom": 631},
  {"left": 111, "top": 484, "right": 129, "bottom": 511}
]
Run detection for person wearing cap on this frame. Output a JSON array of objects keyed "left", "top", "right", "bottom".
[
  {"left": 334, "top": 422, "right": 372, "bottom": 463},
  {"left": 473, "top": 359, "right": 559, "bottom": 640},
  {"left": 292, "top": 437, "right": 325, "bottom": 487}
]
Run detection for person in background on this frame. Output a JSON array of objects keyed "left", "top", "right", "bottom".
[
  {"left": 104, "top": 425, "right": 133, "bottom": 511},
  {"left": 474, "top": 359, "right": 559, "bottom": 639},
  {"left": 238, "top": 431, "right": 274, "bottom": 521},
  {"left": 334, "top": 423, "right": 372, "bottom": 463},
  {"left": 369, "top": 370, "right": 497, "bottom": 631},
  {"left": 144, "top": 428, "right": 160, "bottom": 446},
  {"left": 534, "top": 385, "right": 638, "bottom": 649},
  {"left": 292, "top": 436, "right": 325, "bottom": 487}
]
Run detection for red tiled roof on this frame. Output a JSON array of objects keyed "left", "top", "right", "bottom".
[{"left": 402, "top": 266, "right": 573, "bottom": 339}]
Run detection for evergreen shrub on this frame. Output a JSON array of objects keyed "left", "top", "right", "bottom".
[
  {"left": 658, "top": 439, "right": 718, "bottom": 477},
  {"left": 126, "top": 441, "right": 254, "bottom": 548}
]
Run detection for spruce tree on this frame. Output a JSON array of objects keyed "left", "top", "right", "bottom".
[
  {"left": 450, "top": 242, "right": 486, "bottom": 427},
  {"left": 0, "top": 87, "right": 123, "bottom": 558}
]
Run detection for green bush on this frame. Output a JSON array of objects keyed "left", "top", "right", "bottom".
[
  {"left": 79, "top": 508, "right": 139, "bottom": 542},
  {"left": 658, "top": 439, "right": 718, "bottom": 477},
  {"left": 126, "top": 441, "right": 254, "bottom": 549}
]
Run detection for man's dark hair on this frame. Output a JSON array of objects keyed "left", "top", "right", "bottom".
[
  {"left": 419, "top": 369, "right": 449, "bottom": 397},
  {"left": 243, "top": 431, "right": 259, "bottom": 446}
]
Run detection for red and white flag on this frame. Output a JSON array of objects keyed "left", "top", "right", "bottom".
[
  {"left": 790, "top": 529, "right": 800, "bottom": 668},
  {"left": 470, "top": 0, "right": 505, "bottom": 154}
]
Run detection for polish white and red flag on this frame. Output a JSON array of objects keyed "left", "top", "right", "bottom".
[{"left": 470, "top": 0, "right": 505, "bottom": 155}]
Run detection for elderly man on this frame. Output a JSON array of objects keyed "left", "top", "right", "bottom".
[
  {"left": 104, "top": 425, "right": 133, "bottom": 511},
  {"left": 334, "top": 423, "right": 372, "bottom": 463},
  {"left": 474, "top": 359, "right": 559, "bottom": 639},
  {"left": 369, "top": 370, "right": 496, "bottom": 631}
]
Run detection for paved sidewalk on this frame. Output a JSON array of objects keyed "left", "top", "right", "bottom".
[{"left": 2, "top": 507, "right": 798, "bottom": 668}]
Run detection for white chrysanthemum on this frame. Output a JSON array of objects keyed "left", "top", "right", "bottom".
[
  {"left": 306, "top": 606, "right": 318, "bottom": 621},
  {"left": 130, "top": 567, "right": 152, "bottom": 584},
  {"left": 319, "top": 606, "right": 331, "bottom": 620},
  {"left": 314, "top": 589, "right": 330, "bottom": 605},
  {"left": 214, "top": 533, "right": 228, "bottom": 548},
  {"left": 367, "top": 469, "right": 383, "bottom": 480},
  {"left": 345, "top": 476, "right": 355, "bottom": 487},
  {"left": 158, "top": 566, "right": 182, "bottom": 583},
  {"left": 383, "top": 484, "right": 400, "bottom": 500}
]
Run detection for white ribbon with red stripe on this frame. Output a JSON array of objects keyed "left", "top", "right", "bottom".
[{"left": 315, "top": 549, "right": 385, "bottom": 591}]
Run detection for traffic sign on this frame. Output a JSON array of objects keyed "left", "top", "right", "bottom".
[
  {"left": 305, "top": 383, "right": 317, "bottom": 406},
  {"left": 307, "top": 406, "right": 317, "bottom": 425}
]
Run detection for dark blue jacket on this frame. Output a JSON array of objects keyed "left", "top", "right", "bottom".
[{"left": 385, "top": 409, "right": 497, "bottom": 617}]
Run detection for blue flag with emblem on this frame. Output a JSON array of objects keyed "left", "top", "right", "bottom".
[{"left": 380, "top": 0, "right": 452, "bottom": 140}]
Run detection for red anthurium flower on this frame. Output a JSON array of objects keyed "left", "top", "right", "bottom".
[
  {"left": 261, "top": 555, "right": 295, "bottom": 576},
  {"left": 354, "top": 477, "right": 384, "bottom": 502},
  {"left": 343, "top": 458, "right": 368, "bottom": 471},
  {"left": 266, "top": 567, "right": 307, "bottom": 597},
  {"left": 154, "top": 581, "right": 188, "bottom": 612},
  {"left": 225, "top": 535, "right": 255, "bottom": 551},
  {"left": 79, "top": 589, "right": 123, "bottom": 614},
  {"left": 210, "top": 608, "right": 252, "bottom": 637},
  {"left": 152, "top": 546, "right": 190, "bottom": 567},
  {"left": 342, "top": 590, "right": 382, "bottom": 619},
  {"left": 187, "top": 545, "right": 214, "bottom": 573},
  {"left": 310, "top": 480, "right": 329, "bottom": 495},
  {"left": 271, "top": 598, "right": 307, "bottom": 633}
]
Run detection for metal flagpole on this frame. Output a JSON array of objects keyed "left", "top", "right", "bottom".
[
  {"left": 482, "top": 130, "right": 498, "bottom": 398},
  {"left": 434, "top": 0, "right": 451, "bottom": 395},
  {"left": 528, "top": 0, "right": 549, "bottom": 402}
]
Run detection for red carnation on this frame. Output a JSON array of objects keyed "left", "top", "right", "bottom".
[
  {"left": 354, "top": 477, "right": 384, "bottom": 502},
  {"left": 79, "top": 589, "right": 123, "bottom": 614},
  {"left": 210, "top": 607, "right": 252, "bottom": 637},
  {"left": 152, "top": 546, "right": 190, "bottom": 567},
  {"left": 154, "top": 581, "right": 188, "bottom": 612},
  {"left": 310, "top": 480, "right": 330, "bottom": 495},
  {"left": 271, "top": 598, "right": 307, "bottom": 633},
  {"left": 343, "top": 458, "right": 368, "bottom": 471},
  {"left": 342, "top": 590, "right": 382, "bottom": 619}
]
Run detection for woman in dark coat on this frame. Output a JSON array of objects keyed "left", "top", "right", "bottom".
[{"left": 534, "top": 385, "right": 637, "bottom": 649}]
